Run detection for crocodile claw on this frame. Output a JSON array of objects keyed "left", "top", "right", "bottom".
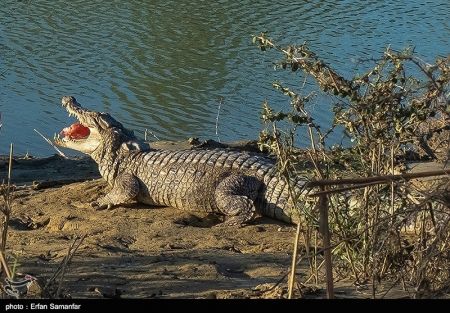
[
  {"left": 213, "top": 217, "right": 249, "bottom": 228},
  {"left": 91, "top": 201, "right": 110, "bottom": 211}
]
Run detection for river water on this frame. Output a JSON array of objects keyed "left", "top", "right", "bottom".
[{"left": 0, "top": 0, "right": 448, "bottom": 156}]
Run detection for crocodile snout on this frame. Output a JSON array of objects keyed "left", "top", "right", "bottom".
[{"left": 61, "top": 96, "right": 77, "bottom": 107}]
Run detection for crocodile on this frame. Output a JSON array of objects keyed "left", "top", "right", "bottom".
[{"left": 54, "top": 96, "right": 312, "bottom": 225}]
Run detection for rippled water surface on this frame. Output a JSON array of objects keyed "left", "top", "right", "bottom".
[{"left": 1, "top": 0, "right": 449, "bottom": 155}]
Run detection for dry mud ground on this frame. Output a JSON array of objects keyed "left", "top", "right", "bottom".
[{"left": 0, "top": 142, "right": 438, "bottom": 299}]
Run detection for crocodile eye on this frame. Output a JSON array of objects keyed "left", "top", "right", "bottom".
[
  {"left": 98, "top": 116, "right": 111, "bottom": 128},
  {"left": 98, "top": 113, "right": 120, "bottom": 129}
]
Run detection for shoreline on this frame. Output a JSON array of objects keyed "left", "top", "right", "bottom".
[{"left": 0, "top": 139, "right": 262, "bottom": 186}]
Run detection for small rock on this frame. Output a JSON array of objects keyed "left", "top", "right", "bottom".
[
  {"left": 94, "top": 287, "right": 122, "bottom": 299},
  {"left": 26, "top": 279, "right": 43, "bottom": 298},
  {"left": 117, "top": 236, "right": 136, "bottom": 248},
  {"left": 9, "top": 217, "right": 32, "bottom": 230},
  {"left": 31, "top": 217, "right": 50, "bottom": 229},
  {"left": 223, "top": 245, "right": 241, "bottom": 253},
  {"left": 188, "top": 137, "right": 200, "bottom": 145},
  {"left": 205, "top": 292, "right": 217, "bottom": 299},
  {"left": 165, "top": 243, "right": 183, "bottom": 250},
  {"left": 38, "top": 251, "right": 58, "bottom": 261}
]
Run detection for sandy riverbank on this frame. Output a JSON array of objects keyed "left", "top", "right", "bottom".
[{"left": 0, "top": 140, "right": 439, "bottom": 299}]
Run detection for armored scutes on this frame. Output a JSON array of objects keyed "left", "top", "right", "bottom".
[{"left": 54, "top": 96, "right": 311, "bottom": 225}]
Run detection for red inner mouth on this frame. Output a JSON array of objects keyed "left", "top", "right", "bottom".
[{"left": 60, "top": 123, "right": 90, "bottom": 139}]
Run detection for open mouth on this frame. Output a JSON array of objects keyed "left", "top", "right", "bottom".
[
  {"left": 61, "top": 122, "right": 90, "bottom": 139},
  {"left": 56, "top": 122, "right": 90, "bottom": 142},
  {"left": 53, "top": 96, "right": 93, "bottom": 143}
]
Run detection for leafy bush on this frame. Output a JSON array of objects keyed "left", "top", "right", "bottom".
[{"left": 254, "top": 33, "right": 449, "bottom": 297}]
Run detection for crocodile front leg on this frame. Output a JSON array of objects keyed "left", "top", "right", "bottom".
[
  {"left": 93, "top": 173, "right": 139, "bottom": 210},
  {"left": 214, "top": 174, "right": 262, "bottom": 226}
]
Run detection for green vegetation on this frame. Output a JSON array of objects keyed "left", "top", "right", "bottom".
[{"left": 254, "top": 33, "right": 449, "bottom": 298}]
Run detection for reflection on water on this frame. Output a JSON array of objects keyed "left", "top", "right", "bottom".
[{"left": 0, "top": 0, "right": 448, "bottom": 155}]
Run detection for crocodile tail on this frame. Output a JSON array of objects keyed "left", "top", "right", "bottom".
[{"left": 259, "top": 174, "right": 309, "bottom": 224}]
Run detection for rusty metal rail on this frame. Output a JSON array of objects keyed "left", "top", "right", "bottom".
[{"left": 304, "top": 168, "right": 449, "bottom": 299}]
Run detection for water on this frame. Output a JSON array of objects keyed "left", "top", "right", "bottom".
[{"left": 0, "top": 0, "right": 448, "bottom": 156}]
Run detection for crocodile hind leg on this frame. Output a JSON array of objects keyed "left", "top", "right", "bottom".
[
  {"left": 93, "top": 173, "right": 139, "bottom": 210},
  {"left": 214, "top": 174, "right": 262, "bottom": 226}
]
